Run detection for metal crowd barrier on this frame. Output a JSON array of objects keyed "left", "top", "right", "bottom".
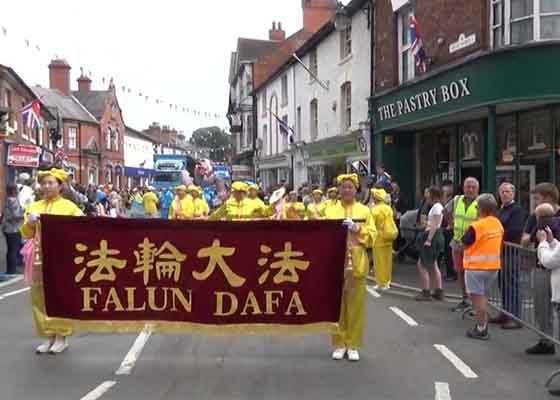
[{"left": 485, "top": 242, "right": 559, "bottom": 392}]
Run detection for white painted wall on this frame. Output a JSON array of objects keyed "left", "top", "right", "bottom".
[{"left": 124, "top": 134, "right": 154, "bottom": 169}]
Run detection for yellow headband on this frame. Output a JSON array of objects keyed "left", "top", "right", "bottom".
[
  {"left": 327, "top": 187, "right": 338, "bottom": 194},
  {"left": 337, "top": 173, "right": 359, "bottom": 188},
  {"left": 312, "top": 189, "right": 323, "bottom": 195},
  {"left": 249, "top": 184, "right": 259, "bottom": 191},
  {"left": 187, "top": 184, "right": 201, "bottom": 194},
  {"left": 232, "top": 181, "right": 248, "bottom": 192},
  {"left": 371, "top": 188, "right": 387, "bottom": 202},
  {"left": 175, "top": 185, "right": 187, "bottom": 193},
  {"left": 38, "top": 168, "right": 68, "bottom": 183}
]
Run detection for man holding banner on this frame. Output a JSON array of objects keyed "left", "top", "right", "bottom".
[{"left": 325, "top": 173, "right": 377, "bottom": 362}]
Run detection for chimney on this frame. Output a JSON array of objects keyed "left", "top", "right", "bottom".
[
  {"left": 302, "top": 0, "right": 337, "bottom": 33},
  {"left": 49, "top": 59, "right": 71, "bottom": 96},
  {"left": 269, "top": 21, "right": 286, "bottom": 41},
  {"left": 77, "top": 68, "right": 92, "bottom": 93}
]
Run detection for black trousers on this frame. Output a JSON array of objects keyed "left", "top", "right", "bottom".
[{"left": 3, "top": 232, "right": 21, "bottom": 275}]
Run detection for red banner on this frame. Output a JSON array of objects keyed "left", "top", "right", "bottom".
[{"left": 39, "top": 216, "right": 347, "bottom": 335}]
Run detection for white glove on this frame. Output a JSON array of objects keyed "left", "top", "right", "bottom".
[
  {"left": 28, "top": 213, "right": 40, "bottom": 224},
  {"left": 342, "top": 218, "right": 360, "bottom": 233}
]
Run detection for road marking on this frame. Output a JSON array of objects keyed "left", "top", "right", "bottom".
[
  {"left": 366, "top": 286, "right": 381, "bottom": 298},
  {"left": 0, "top": 287, "right": 30, "bottom": 301},
  {"left": 434, "top": 344, "right": 478, "bottom": 379},
  {"left": 0, "top": 275, "right": 23, "bottom": 289},
  {"left": 389, "top": 306, "right": 418, "bottom": 326},
  {"left": 80, "top": 381, "right": 117, "bottom": 400},
  {"left": 435, "top": 382, "right": 452, "bottom": 400},
  {"left": 115, "top": 329, "right": 152, "bottom": 375}
]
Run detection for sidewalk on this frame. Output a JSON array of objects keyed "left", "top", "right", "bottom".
[{"left": 383, "top": 260, "right": 463, "bottom": 297}]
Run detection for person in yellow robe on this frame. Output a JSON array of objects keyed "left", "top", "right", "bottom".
[
  {"left": 142, "top": 187, "right": 159, "bottom": 217},
  {"left": 188, "top": 185, "right": 209, "bottom": 218},
  {"left": 323, "top": 187, "right": 339, "bottom": 211},
  {"left": 283, "top": 191, "right": 306, "bottom": 220},
  {"left": 210, "top": 181, "right": 255, "bottom": 220},
  {"left": 324, "top": 174, "right": 377, "bottom": 362},
  {"left": 306, "top": 189, "right": 325, "bottom": 220},
  {"left": 370, "top": 188, "right": 396, "bottom": 290},
  {"left": 20, "top": 168, "right": 83, "bottom": 354},
  {"left": 169, "top": 185, "right": 194, "bottom": 220},
  {"left": 248, "top": 184, "right": 266, "bottom": 214}
]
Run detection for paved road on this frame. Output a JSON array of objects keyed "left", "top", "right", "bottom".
[{"left": 0, "top": 279, "right": 558, "bottom": 400}]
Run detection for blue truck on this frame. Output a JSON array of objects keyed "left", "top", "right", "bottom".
[{"left": 152, "top": 154, "right": 196, "bottom": 191}]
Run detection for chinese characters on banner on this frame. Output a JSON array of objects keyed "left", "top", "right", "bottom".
[{"left": 40, "top": 216, "right": 347, "bottom": 335}]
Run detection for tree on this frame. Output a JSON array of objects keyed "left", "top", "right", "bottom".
[{"left": 189, "top": 126, "right": 232, "bottom": 162}]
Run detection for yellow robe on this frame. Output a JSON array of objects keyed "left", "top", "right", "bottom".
[
  {"left": 209, "top": 198, "right": 256, "bottom": 220},
  {"left": 20, "top": 197, "right": 83, "bottom": 338},
  {"left": 371, "top": 203, "right": 395, "bottom": 288},
  {"left": 247, "top": 197, "right": 267, "bottom": 218},
  {"left": 193, "top": 197, "right": 210, "bottom": 217},
  {"left": 305, "top": 201, "right": 325, "bottom": 220},
  {"left": 324, "top": 201, "right": 377, "bottom": 349},
  {"left": 142, "top": 191, "right": 159, "bottom": 215},
  {"left": 169, "top": 197, "right": 195, "bottom": 220},
  {"left": 282, "top": 202, "right": 306, "bottom": 220}
]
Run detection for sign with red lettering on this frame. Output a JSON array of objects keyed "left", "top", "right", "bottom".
[
  {"left": 7, "top": 144, "right": 41, "bottom": 168},
  {"left": 39, "top": 216, "right": 347, "bottom": 335}
]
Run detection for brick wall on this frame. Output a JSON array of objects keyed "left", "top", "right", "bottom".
[{"left": 375, "top": 0, "right": 488, "bottom": 92}]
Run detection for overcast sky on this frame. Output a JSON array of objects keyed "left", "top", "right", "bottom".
[{"left": 0, "top": 0, "right": 329, "bottom": 138}]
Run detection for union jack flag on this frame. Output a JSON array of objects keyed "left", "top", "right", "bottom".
[
  {"left": 21, "top": 99, "right": 41, "bottom": 130},
  {"left": 410, "top": 15, "right": 428, "bottom": 74}
]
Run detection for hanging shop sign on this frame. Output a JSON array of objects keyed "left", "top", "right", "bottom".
[{"left": 6, "top": 144, "right": 41, "bottom": 168}]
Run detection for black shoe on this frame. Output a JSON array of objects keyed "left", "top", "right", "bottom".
[
  {"left": 526, "top": 340, "right": 556, "bottom": 355},
  {"left": 431, "top": 289, "right": 444, "bottom": 301},
  {"left": 415, "top": 290, "right": 433, "bottom": 301},
  {"left": 451, "top": 299, "right": 471, "bottom": 312},
  {"left": 466, "top": 325, "right": 489, "bottom": 340},
  {"left": 501, "top": 320, "right": 523, "bottom": 330}
]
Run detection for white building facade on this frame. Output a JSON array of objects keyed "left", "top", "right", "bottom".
[
  {"left": 255, "top": 0, "right": 372, "bottom": 190},
  {"left": 124, "top": 128, "right": 155, "bottom": 188}
]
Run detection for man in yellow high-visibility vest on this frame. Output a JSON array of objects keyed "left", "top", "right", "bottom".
[{"left": 448, "top": 177, "right": 480, "bottom": 311}]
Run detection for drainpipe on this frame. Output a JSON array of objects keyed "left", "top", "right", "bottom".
[{"left": 251, "top": 62, "right": 258, "bottom": 182}]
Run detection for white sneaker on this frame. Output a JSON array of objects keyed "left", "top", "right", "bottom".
[
  {"left": 331, "top": 348, "right": 346, "bottom": 360},
  {"left": 49, "top": 335, "right": 69, "bottom": 354},
  {"left": 347, "top": 349, "right": 360, "bottom": 361},
  {"left": 36, "top": 337, "right": 55, "bottom": 354}
]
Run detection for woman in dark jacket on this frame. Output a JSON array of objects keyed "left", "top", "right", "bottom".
[{"left": 2, "top": 184, "right": 24, "bottom": 274}]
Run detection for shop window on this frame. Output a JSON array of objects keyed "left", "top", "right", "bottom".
[
  {"left": 519, "top": 109, "right": 550, "bottom": 153},
  {"left": 460, "top": 122, "right": 483, "bottom": 161},
  {"left": 497, "top": 116, "right": 517, "bottom": 164},
  {"left": 397, "top": 7, "right": 415, "bottom": 83}
]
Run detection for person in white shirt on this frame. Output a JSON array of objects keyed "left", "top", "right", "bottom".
[
  {"left": 415, "top": 186, "right": 445, "bottom": 301},
  {"left": 536, "top": 226, "right": 560, "bottom": 322},
  {"left": 17, "top": 173, "right": 35, "bottom": 210}
]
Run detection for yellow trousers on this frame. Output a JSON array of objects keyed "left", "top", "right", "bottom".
[
  {"left": 373, "top": 246, "right": 393, "bottom": 287},
  {"left": 31, "top": 285, "right": 73, "bottom": 338},
  {"left": 332, "top": 277, "right": 366, "bottom": 349}
]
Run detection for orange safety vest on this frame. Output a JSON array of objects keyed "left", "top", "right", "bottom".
[{"left": 463, "top": 216, "right": 504, "bottom": 270}]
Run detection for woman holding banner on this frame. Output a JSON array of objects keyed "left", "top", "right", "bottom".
[
  {"left": 169, "top": 185, "right": 194, "bottom": 220},
  {"left": 210, "top": 181, "right": 256, "bottom": 220},
  {"left": 324, "top": 174, "right": 377, "bottom": 362},
  {"left": 20, "top": 168, "right": 83, "bottom": 354}
]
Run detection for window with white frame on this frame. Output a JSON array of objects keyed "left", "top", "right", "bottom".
[
  {"left": 113, "top": 129, "right": 119, "bottom": 152},
  {"left": 340, "top": 25, "right": 352, "bottom": 59},
  {"left": 281, "top": 75, "right": 288, "bottom": 107},
  {"left": 341, "top": 82, "right": 352, "bottom": 131},
  {"left": 397, "top": 7, "right": 415, "bottom": 83},
  {"left": 68, "top": 127, "right": 77, "bottom": 149},
  {"left": 106, "top": 127, "right": 112, "bottom": 150},
  {"left": 261, "top": 90, "right": 267, "bottom": 117},
  {"left": 263, "top": 124, "right": 268, "bottom": 155},
  {"left": 246, "top": 116, "right": 252, "bottom": 148},
  {"left": 309, "top": 49, "right": 318, "bottom": 79},
  {"left": 492, "top": 0, "right": 560, "bottom": 47},
  {"left": 310, "top": 99, "right": 318, "bottom": 141}
]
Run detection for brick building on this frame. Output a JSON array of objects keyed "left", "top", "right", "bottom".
[
  {"left": 0, "top": 64, "right": 56, "bottom": 209},
  {"left": 371, "top": 0, "right": 560, "bottom": 210}
]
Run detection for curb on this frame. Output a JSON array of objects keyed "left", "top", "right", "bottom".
[{"left": 367, "top": 275, "right": 463, "bottom": 300}]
